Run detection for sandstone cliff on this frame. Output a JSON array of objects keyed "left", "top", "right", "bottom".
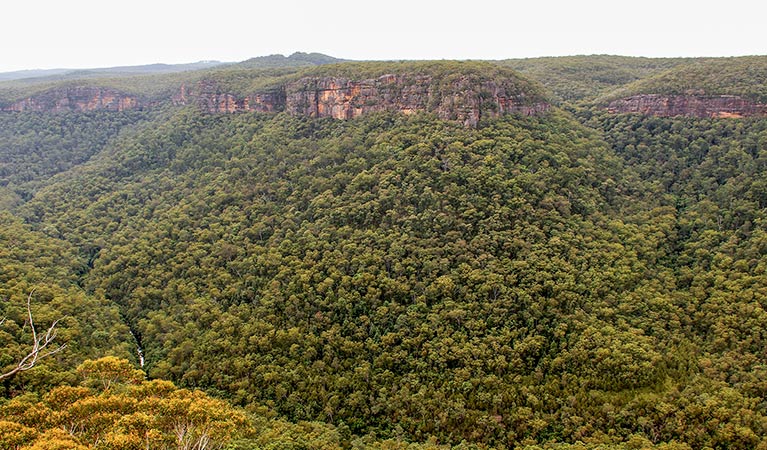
[
  {"left": 2, "top": 70, "right": 550, "bottom": 126},
  {"left": 177, "top": 73, "right": 550, "bottom": 127},
  {"left": 606, "top": 94, "right": 767, "bottom": 118},
  {"left": 284, "top": 74, "right": 549, "bottom": 127},
  {"left": 174, "top": 81, "right": 285, "bottom": 114},
  {"left": 2, "top": 86, "right": 144, "bottom": 112}
]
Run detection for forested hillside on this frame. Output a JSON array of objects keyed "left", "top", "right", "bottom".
[
  {"left": 599, "top": 56, "right": 767, "bottom": 103},
  {"left": 1, "top": 55, "right": 766, "bottom": 449},
  {"left": 500, "top": 55, "right": 692, "bottom": 102}
]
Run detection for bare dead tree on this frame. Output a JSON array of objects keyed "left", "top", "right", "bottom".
[{"left": 0, "top": 290, "right": 66, "bottom": 382}]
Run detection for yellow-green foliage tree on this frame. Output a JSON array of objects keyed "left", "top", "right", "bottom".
[{"left": 0, "top": 357, "right": 248, "bottom": 450}]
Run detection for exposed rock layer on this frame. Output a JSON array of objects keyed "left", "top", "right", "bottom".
[
  {"left": 177, "top": 74, "right": 550, "bottom": 127},
  {"left": 174, "top": 81, "right": 286, "bottom": 114},
  {"left": 3, "top": 74, "right": 550, "bottom": 127},
  {"left": 607, "top": 94, "right": 767, "bottom": 118},
  {"left": 7, "top": 84, "right": 767, "bottom": 123},
  {"left": 282, "top": 74, "right": 550, "bottom": 127},
  {"left": 2, "top": 87, "right": 143, "bottom": 112}
]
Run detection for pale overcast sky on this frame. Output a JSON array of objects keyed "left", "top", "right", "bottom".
[{"left": 1, "top": 0, "right": 765, "bottom": 72}]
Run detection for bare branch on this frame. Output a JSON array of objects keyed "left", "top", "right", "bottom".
[{"left": 0, "top": 290, "right": 66, "bottom": 382}]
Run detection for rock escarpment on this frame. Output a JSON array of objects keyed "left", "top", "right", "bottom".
[
  {"left": 284, "top": 74, "right": 549, "bottom": 127},
  {"left": 174, "top": 81, "right": 285, "bottom": 114},
  {"left": 607, "top": 94, "right": 767, "bottom": 118},
  {"left": 2, "top": 71, "right": 550, "bottom": 127},
  {"left": 2, "top": 86, "right": 144, "bottom": 112},
  {"left": 177, "top": 73, "right": 550, "bottom": 127}
]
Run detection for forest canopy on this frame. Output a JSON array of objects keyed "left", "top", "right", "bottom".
[{"left": 1, "top": 55, "right": 766, "bottom": 449}]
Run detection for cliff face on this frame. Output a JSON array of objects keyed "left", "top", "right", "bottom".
[
  {"left": 3, "top": 73, "right": 550, "bottom": 126},
  {"left": 174, "top": 81, "right": 285, "bottom": 113},
  {"left": 180, "top": 74, "right": 550, "bottom": 127},
  {"left": 284, "top": 74, "right": 549, "bottom": 127},
  {"left": 607, "top": 94, "right": 767, "bottom": 118},
  {"left": 2, "top": 87, "right": 143, "bottom": 112}
]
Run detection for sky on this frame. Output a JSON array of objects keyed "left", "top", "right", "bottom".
[{"left": 2, "top": 0, "right": 765, "bottom": 72}]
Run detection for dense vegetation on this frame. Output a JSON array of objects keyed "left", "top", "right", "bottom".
[
  {"left": 0, "top": 53, "right": 342, "bottom": 106},
  {"left": 235, "top": 52, "right": 346, "bottom": 69},
  {"left": 1, "top": 56, "right": 766, "bottom": 449},
  {"left": 499, "top": 56, "right": 691, "bottom": 102},
  {"left": 598, "top": 56, "right": 767, "bottom": 103},
  {"left": 0, "top": 111, "right": 151, "bottom": 208},
  {"left": 0, "top": 212, "right": 134, "bottom": 395},
  {"left": 0, "top": 61, "right": 223, "bottom": 83}
]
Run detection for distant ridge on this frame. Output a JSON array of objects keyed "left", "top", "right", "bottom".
[
  {"left": 235, "top": 52, "right": 347, "bottom": 69},
  {"left": 0, "top": 53, "right": 343, "bottom": 84},
  {"left": 0, "top": 68, "right": 72, "bottom": 81},
  {"left": 0, "top": 60, "right": 226, "bottom": 82}
]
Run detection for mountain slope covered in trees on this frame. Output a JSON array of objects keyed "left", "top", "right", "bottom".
[
  {"left": 499, "top": 55, "right": 693, "bottom": 102},
  {"left": 599, "top": 56, "right": 767, "bottom": 103},
  {"left": 0, "top": 55, "right": 766, "bottom": 449}
]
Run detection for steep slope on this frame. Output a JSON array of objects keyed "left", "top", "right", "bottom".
[
  {"left": 0, "top": 110, "right": 154, "bottom": 209},
  {"left": 0, "top": 76, "right": 186, "bottom": 110},
  {"left": 1, "top": 56, "right": 766, "bottom": 449},
  {"left": 0, "top": 213, "right": 135, "bottom": 395},
  {"left": 20, "top": 104, "right": 755, "bottom": 446},
  {"left": 2, "top": 61, "right": 551, "bottom": 128},
  {"left": 177, "top": 61, "right": 551, "bottom": 126}
]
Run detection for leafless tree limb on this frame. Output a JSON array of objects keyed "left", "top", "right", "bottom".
[{"left": 0, "top": 290, "right": 66, "bottom": 382}]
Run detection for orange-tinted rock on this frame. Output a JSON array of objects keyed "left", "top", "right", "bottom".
[
  {"left": 172, "top": 83, "right": 190, "bottom": 106},
  {"left": 284, "top": 74, "right": 549, "bottom": 127},
  {"left": 3, "top": 87, "right": 143, "bottom": 112},
  {"left": 182, "top": 80, "right": 286, "bottom": 114},
  {"left": 248, "top": 91, "right": 287, "bottom": 113},
  {"left": 178, "top": 74, "right": 549, "bottom": 127},
  {"left": 606, "top": 94, "right": 767, "bottom": 118}
]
